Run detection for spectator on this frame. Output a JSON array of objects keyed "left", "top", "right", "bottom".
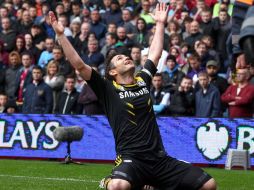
[
  {"left": 168, "top": 76, "right": 195, "bottom": 116},
  {"left": 195, "top": 40, "right": 217, "bottom": 68},
  {"left": 70, "top": 1, "right": 83, "bottom": 23},
  {"left": 182, "top": 16, "right": 193, "bottom": 40},
  {"left": 102, "top": 0, "right": 123, "bottom": 26},
  {"left": 0, "top": 67, "right": 5, "bottom": 93},
  {"left": 4, "top": 51, "right": 22, "bottom": 99},
  {"left": 100, "top": 0, "right": 112, "bottom": 14},
  {"left": 250, "top": 65, "right": 254, "bottom": 85},
  {"left": 0, "top": 93, "right": 8, "bottom": 113},
  {"left": 55, "top": 2, "right": 65, "bottom": 18},
  {"left": 15, "top": 52, "right": 33, "bottom": 110},
  {"left": 187, "top": 53, "right": 205, "bottom": 86},
  {"left": 133, "top": 17, "right": 149, "bottom": 48},
  {"left": 140, "top": 0, "right": 155, "bottom": 28},
  {"left": 74, "top": 22, "right": 91, "bottom": 55},
  {"left": 120, "top": 8, "right": 136, "bottom": 39},
  {"left": 3, "top": 99, "right": 18, "bottom": 113},
  {"left": 221, "top": 68, "right": 254, "bottom": 118},
  {"left": 0, "top": 17, "right": 17, "bottom": 52},
  {"left": 0, "top": 39, "right": 9, "bottom": 67},
  {"left": 199, "top": 7, "right": 214, "bottom": 38},
  {"left": 151, "top": 73, "right": 170, "bottom": 115},
  {"left": 78, "top": 82, "right": 104, "bottom": 115},
  {"left": 162, "top": 55, "right": 185, "bottom": 94},
  {"left": 34, "top": 2, "right": 50, "bottom": 25},
  {"left": 30, "top": 24, "right": 47, "bottom": 49},
  {"left": 22, "top": 66, "right": 53, "bottom": 114},
  {"left": 130, "top": 46, "right": 142, "bottom": 73},
  {"left": 38, "top": 37, "right": 55, "bottom": 68},
  {"left": 24, "top": 33, "right": 41, "bottom": 64},
  {"left": 101, "top": 33, "right": 118, "bottom": 58},
  {"left": 44, "top": 60, "right": 65, "bottom": 112},
  {"left": 90, "top": 9, "right": 107, "bottom": 41},
  {"left": 169, "top": 33, "right": 182, "bottom": 48},
  {"left": 169, "top": 45, "right": 187, "bottom": 67},
  {"left": 185, "top": 20, "right": 203, "bottom": 48},
  {"left": 81, "top": 39, "right": 104, "bottom": 70},
  {"left": 14, "top": 35, "right": 26, "bottom": 54},
  {"left": 55, "top": 75, "right": 82, "bottom": 114},
  {"left": 213, "top": 0, "right": 233, "bottom": 18},
  {"left": 17, "top": 9, "right": 33, "bottom": 34},
  {"left": 165, "top": 20, "right": 181, "bottom": 37},
  {"left": 197, "top": 60, "right": 229, "bottom": 94},
  {"left": 213, "top": 9, "right": 231, "bottom": 72},
  {"left": 69, "top": 17, "right": 81, "bottom": 42},
  {"left": 195, "top": 71, "right": 221, "bottom": 117},
  {"left": 52, "top": 45, "right": 74, "bottom": 77},
  {"left": 116, "top": 26, "right": 134, "bottom": 49}
]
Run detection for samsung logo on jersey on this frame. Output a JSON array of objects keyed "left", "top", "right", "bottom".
[{"left": 119, "top": 87, "right": 149, "bottom": 99}]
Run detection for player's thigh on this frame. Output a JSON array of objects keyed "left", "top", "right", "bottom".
[
  {"left": 111, "top": 157, "right": 147, "bottom": 189},
  {"left": 177, "top": 166, "right": 212, "bottom": 190}
]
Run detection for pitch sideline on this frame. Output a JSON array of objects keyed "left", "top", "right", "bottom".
[{"left": 0, "top": 174, "right": 99, "bottom": 183}]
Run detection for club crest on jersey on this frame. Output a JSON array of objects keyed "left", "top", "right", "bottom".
[{"left": 137, "top": 80, "right": 146, "bottom": 87}]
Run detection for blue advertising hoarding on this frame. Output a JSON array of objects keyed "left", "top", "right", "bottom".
[{"left": 0, "top": 114, "right": 253, "bottom": 166}]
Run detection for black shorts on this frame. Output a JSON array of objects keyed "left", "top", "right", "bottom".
[{"left": 110, "top": 155, "right": 212, "bottom": 190}]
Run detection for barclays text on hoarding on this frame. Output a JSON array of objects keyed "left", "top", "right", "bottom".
[{"left": 0, "top": 114, "right": 253, "bottom": 166}]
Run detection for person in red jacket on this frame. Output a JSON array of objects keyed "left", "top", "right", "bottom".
[{"left": 221, "top": 68, "right": 254, "bottom": 118}]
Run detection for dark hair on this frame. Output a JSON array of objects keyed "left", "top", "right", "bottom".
[
  {"left": 181, "top": 76, "right": 192, "bottom": 82},
  {"left": 21, "top": 51, "right": 33, "bottom": 58},
  {"left": 107, "top": 32, "right": 118, "bottom": 41},
  {"left": 32, "top": 65, "right": 43, "bottom": 72},
  {"left": 166, "top": 55, "right": 176, "bottom": 63},
  {"left": 154, "top": 72, "right": 162, "bottom": 77},
  {"left": 188, "top": 53, "right": 201, "bottom": 62},
  {"left": 105, "top": 51, "right": 119, "bottom": 80},
  {"left": 65, "top": 74, "right": 76, "bottom": 81}
]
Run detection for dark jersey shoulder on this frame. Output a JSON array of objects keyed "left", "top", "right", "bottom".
[{"left": 87, "top": 59, "right": 166, "bottom": 159}]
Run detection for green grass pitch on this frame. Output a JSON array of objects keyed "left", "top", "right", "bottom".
[{"left": 0, "top": 159, "right": 253, "bottom": 190}]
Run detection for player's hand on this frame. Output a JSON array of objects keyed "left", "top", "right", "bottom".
[
  {"left": 48, "top": 11, "right": 64, "bottom": 37},
  {"left": 150, "top": 3, "right": 169, "bottom": 24}
]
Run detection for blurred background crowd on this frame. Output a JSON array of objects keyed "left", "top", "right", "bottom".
[{"left": 0, "top": 0, "right": 253, "bottom": 117}]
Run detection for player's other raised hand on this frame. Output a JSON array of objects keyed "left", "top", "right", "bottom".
[
  {"left": 48, "top": 11, "right": 64, "bottom": 37},
  {"left": 150, "top": 2, "right": 169, "bottom": 24}
]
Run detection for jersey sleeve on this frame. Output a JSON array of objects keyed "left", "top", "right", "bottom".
[
  {"left": 137, "top": 59, "right": 157, "bottom": 87},
  {"left": 86, "top": 69, "right": 109, "bottom": 104}
]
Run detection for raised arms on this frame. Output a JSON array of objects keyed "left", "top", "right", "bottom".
[
  {"left": 48, "top": 11, "right": 92, "bottom": 80},
  {"left": 148, "top": 3, "right": 169, "bottom": 66}
]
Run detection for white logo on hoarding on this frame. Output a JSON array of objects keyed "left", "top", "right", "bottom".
[{"left": 197, "top": 122, "right": 229, "bottom": 160}]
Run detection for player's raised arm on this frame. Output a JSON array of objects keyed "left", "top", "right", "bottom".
[
  {"left": 48, "top": 11, "right": 92, "bottom": 80},
  {"left": 148, "top": 3, "right": 169, "bottom": 66}
]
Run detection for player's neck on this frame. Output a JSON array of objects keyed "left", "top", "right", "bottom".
[{"left": 115, "top": 74, "right": 135, "bottom": 85}]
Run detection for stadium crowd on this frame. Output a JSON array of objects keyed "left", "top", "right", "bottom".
[{"left": 0, "top": 0, "right": 253, "bottom": 117}]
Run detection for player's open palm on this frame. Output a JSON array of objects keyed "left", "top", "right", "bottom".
[
  {"left": 150, "top": 3, "right": 169, "bottom": 24},
  {"left": 48, "top": 11, "right": 64, "bottom": 36}
]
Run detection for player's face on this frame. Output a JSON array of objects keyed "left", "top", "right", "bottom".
[{"left": 111, "top": 54, "right": 135, "bottom": 75}]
